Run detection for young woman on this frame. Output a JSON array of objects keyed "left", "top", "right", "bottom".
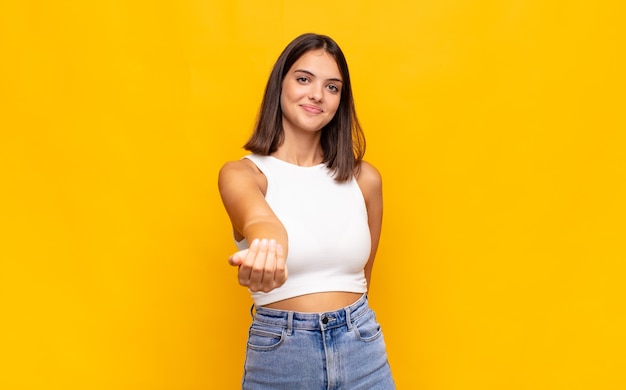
[{"left": 218, "top": 33, "right": 395, "bottom": 389}]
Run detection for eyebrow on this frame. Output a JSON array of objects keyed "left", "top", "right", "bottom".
[{"left": 294, "top": 69, "right": 343, "bottom": 83}]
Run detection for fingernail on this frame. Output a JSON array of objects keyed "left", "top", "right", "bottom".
[
  {"left": 251, "top": 238, "right": 259, "bottom": 247},
  {"left": 261, "top": 238, "right": 268, "bottom": 246},
  {"left": 269, "top": 239, "right": 276, "bottom": 246}
]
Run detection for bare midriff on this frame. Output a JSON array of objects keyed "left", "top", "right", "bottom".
[{"left": 262, "top": 291, "right": 363, "bottom": 313}]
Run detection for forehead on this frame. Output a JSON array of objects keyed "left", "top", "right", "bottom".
[{"left": 289, "top": 49, "right": 342, "bottom": 79}]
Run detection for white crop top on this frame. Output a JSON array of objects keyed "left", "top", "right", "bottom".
[{"left": 235, "top": 154, "right": 371, "bottom": 306}]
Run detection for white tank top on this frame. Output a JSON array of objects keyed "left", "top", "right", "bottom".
[{"left": 235, "top": 154, "right": 371, "bottom": 306}]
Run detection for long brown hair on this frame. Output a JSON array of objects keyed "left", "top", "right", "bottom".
[{"left": 244, "top": 33, "right": 365, "bottom": 182}]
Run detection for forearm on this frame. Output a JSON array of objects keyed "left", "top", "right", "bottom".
[{"left": 243, "top": 220, "right": 289, "bottom": 258}]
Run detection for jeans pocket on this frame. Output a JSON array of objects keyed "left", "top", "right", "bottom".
[
  {"left": 247, "top": 323, "right": 285, "bottom": 351},
  {"left": 353, "top": 309, "right": 383, "bottom": 342}
]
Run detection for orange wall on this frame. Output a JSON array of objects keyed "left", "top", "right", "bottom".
[{"left": 1, "top": 1, "right": 625, "bottom": 389}]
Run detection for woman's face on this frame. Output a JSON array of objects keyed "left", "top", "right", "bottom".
[{"left": 280, "top": 49, "right": 342, "bottom": 135}]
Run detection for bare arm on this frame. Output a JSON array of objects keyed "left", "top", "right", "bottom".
[
  {"left": 218, "top": 159, "right": 288, "bottom": 292},
  {"left": 356, "top": 161, "right": 383, "bottom": 291}
]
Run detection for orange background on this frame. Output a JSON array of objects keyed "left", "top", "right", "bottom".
[{"left": 1, "top": 1, "right": 625, "bottom": 389}]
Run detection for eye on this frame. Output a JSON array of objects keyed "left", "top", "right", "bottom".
[
  {"left": 327, "top": 84, "right": 340, "bottom": 93},
  {"left": 296, "top": 76, "right": 309, "bottom": 84}
]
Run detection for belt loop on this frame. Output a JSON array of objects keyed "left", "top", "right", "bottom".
[
  {"left": 345, "top": 305, "right": 353, "bottom": 330},
  {"left": 286, "top": 311, "right": 294, "bottom": 335}
]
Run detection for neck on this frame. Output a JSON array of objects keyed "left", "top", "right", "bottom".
[{"left": 272, "top": 134, "right": 324, "bottom": 167}]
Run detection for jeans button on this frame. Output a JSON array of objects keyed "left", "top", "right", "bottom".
[{"left": 321, "top": 316, "right": 329, "bottom": 324}]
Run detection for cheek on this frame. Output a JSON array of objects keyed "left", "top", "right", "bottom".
[
  {"left": 281, "top": 81, "right": 298, "bottom": 99},
  {"left": 279, "top": 87, "right": 294, "bottom": 114},
  {"left": 280, "top": 85, "right": 297, "bottom": 109},
  {"left": 328, "top": 97, "right": 341, "bottom": 117}
]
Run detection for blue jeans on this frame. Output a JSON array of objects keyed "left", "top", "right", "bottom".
[{"left": 242, "top": 294, "right": 395, "bottom": 389}]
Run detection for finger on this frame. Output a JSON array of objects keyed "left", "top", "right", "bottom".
[
  {"left": 248, "top": 238, "right": 269, "bottom": 291},
  {"left": 261, "top": 239, "right": 277, "bottom": 292},
  {"left": 228, "top": 249, "right": 247, "bottom": 266},
  {"left": 238, "top": 239, "right": 259, "bottom": 286},
  {"left": 274, "top": 243, "right": 287, "bottom": 287}
]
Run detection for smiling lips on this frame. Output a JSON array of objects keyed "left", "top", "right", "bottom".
[{"left": 300, "top": 104, "right": 323, "bottom": 114}]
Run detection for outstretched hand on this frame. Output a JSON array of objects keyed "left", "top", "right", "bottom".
[{"left": 228, "top": 238, "right": 288, "bottom": 293}]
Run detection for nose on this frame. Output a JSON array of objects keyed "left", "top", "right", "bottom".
[{"left": 308, "top": 82, "right": 324, "bottom": 102}]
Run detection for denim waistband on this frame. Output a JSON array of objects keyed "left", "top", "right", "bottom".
[{"left": 251, "top": 294, "right": 369, "bottom": 332}]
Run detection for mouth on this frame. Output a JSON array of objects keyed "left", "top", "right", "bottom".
[{"left": 300, "top": 104, "right": 323, "bottom": 114}]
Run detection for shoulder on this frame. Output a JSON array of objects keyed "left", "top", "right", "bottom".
[
  {"left": 219, "top": 158, "right": 257, "bottom": 176},
  {"left": 218, "top": 158, "right": 265, "bottom": 192},
  {"left": 355, "top": 160, "right": 382, "bottom": 202},
  {"left": 219, "top": 159, "right": 252, "bottom": 183},
  {"left": 356, "top": 161, "right": 382, "bottom": 190}
]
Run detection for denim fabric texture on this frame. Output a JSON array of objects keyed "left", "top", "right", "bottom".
[{"left": 242, "top": 294, "right": 395, "bottom": 389}]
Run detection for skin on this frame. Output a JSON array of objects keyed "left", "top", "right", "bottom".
[{"left": 218, "top": 49, "right": 383, "bottom": 312}]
